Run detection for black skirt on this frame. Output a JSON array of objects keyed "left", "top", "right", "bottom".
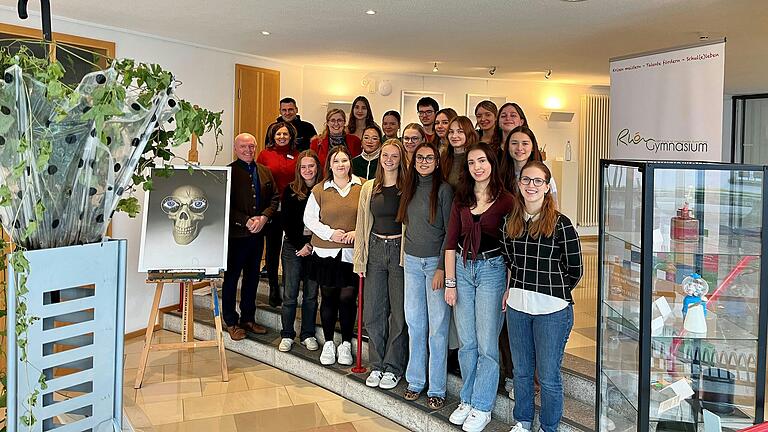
[{"left": 311, "top": 251, "right": 358, "bottom": 289}]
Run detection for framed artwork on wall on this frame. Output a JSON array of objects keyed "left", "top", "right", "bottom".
[
  {"left": 466, "top": 94, "right": 508, "bottom": 116},
  {"left": 138, "top": 166, "right": 231, "bottom": 272},
  {"left": 326, "top": 101, "right": 353, "bottom": 117},
  {"left": 400, "top": 91, "right": 445, "bottom": 127}
]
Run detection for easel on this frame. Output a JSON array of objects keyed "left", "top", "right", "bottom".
[
  {"left": 134, "top": 271, "right": 228, "bottom": 388},
  {"left": 134, "top": 132, "right": 230, "bottom": 389}
]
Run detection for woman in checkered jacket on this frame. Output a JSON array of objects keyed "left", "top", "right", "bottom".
[{"left": 500, "top": 160, "right": 583, "bottom": 432}]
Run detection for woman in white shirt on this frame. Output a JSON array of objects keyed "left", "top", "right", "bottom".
[{"left": 303, "top": 145, "right": 363, "bottom": 366}]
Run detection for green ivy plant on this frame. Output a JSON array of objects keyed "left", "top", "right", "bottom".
[{"left": 0, "top": 39, "right": 224, "bottom": 430}]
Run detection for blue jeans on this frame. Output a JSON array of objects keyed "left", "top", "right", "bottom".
[
  {"left": 507, "top": 305, "right": 573, "bottom": 432},
  {"left": 454, "top": 255, "right": 507, "bottom": 412},
  {"left": 403, "top": 254, "right": 451, "bottom": 398},
  {"left": 280, "top": 238, "right": 318, "bottom": 340}
]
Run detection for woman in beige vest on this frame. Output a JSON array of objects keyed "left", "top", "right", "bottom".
[{"left": 303, "top": 145, "right": 363, "bottom": 366}]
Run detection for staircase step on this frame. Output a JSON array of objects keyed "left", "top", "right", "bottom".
[
  {"left": 163, "top": 305, "right": 595, "bottom": 431},
  {"left": 191, "top": 285, "right": 597, "bottom": 408}
]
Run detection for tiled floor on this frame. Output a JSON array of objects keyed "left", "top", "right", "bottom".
[
  {"left": 124, "top": 330, "right": 408, "bottom": 432},
  {"left": 565, "top": 239, "right": 598, "bottom": 363}
]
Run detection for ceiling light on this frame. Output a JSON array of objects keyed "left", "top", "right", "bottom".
[
  {"left": 432, "top": 62, "right": 439, "bottom": 73},
  {"left": 261, "top": 31, "right": 270, "bottom": 36},
  {"left": 545, "top": 69, "right": 552, "bottom": 80},
  {"left": 366, "top": 9, "right": 376, "bottom": 15}
]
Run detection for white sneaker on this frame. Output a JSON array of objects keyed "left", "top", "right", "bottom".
[
  {"left": 301, "top": 336, "right": 319, "bottom": 351},
  {"left": 508, "top": 387, "right": 514, "bottom": 400},
  {"left": 449, "top": 402, "right": 473, "bottom": 425},
  {"left": 320, "top": 341, "right": 336, "bottom": 365},
  {"left": 278, "top": 338, "right": 294, "bottom": 352},
  {"left": 379, "top": 372, "right": 400, "bottom": 390},
  {"left": 337, "top": 341, "right": 353, "bottom": 365},
  {"left": 509, "top": 423, "right": 531, "bottom": 432},
  {"left": 366, "top": 370, "right": 383, "bottom": 387},
  {"left": 462, "top": 409, "right": 492, "bottom": 432}
]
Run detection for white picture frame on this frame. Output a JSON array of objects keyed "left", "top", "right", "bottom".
[
  {"left": 138, "top": 165, "right": 232, "bottom": 272},
  {"left": 400, "top": 91, "right": 445, "bottom": 127},
  {"left": 465, "top": 94, "right": 508, "bottom": 117},
  {"left": 326, "top": 101, "right": 353, "bottom": 116}
]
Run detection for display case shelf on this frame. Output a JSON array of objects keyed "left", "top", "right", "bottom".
[{"left": 597, "top": 160, "right": 768, "bottom": 432}]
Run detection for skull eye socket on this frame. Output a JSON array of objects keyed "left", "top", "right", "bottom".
[
  {"left": 189, "top": 198, "right": 208, "bottom": 213},
  {"left": 161, "top": 197, "right": 181, "bottom": 214}
]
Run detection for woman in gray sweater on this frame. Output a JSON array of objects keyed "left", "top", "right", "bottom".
[{"left": 396, "top": 141, "right": 454, "bottom": 410}]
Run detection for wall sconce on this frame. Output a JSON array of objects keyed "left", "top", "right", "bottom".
[{"left": 539, "top": 111, "right": 575, "bottom": 122}]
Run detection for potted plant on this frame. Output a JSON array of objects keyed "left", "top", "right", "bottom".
[{"left": 0, "top": 40, "right": 223, "bottom": 430}]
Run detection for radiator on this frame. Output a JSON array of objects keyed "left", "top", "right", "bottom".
[{"left": 578, "top": 94, "right": 610, "bottom": 227}]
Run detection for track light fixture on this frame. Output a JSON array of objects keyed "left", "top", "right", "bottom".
[
  {"left": 489, "top": 66, "right": 497, "bottom": 76},
  {"left": 545, "top": 69, "right": 552, "bottom": 80},
  {"left": 432, "top": 62, "right": 439, "bottom": 73}
]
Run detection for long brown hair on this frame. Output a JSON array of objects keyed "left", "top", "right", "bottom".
[
  {"left": 324, "top": 145, "right": 352, "bottom": 182},
  {"left": 441, "top": 116, "right": 478, "bottom": 182},
  {"left": 372, "top": 139, "right": 407, "bottom": 196},
  {"left": 348, "top": 96, "right": 376, "bottom": 134},
  {"left": 455, "top": 142, "right": 503, "bottom": 208},
  {"left": 475, "top": 100, "right": 501, "bottom": 150},
  {"left": 505, "top": 161, "right": 558, "bottom": 239},
  {"left": 318, "top": 108, "right": 346, "bottom": 140},
  {"left": 397, "top": 142, "right": 443, "bottom": 224},
  {"left": 500, "top": 126, "right": 543, "bottom": 192},
  {"left": 289, "top": 150, "right": 322, "bottom": 200}
]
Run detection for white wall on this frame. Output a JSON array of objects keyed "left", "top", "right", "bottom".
[
  {"left": 0, "top": 8, "right": 304, "bottom": 333},
  {"left": 301, "top": 66, "right": 609, "bottom": 225}
]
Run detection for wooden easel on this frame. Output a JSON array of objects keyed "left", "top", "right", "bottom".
[
  {"left": 134, "top": 133, "right": 229, "bottom": 389},
  {"left": 134, "top": 272, "right": 229, "bottom": 388}
]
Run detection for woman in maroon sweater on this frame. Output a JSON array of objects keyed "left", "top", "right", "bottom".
[
  {"left": 257, "top": 121, "right": 300, "bottom": 307},
  {"left": 444, "top": 142, "right": 515, "bottom": 431}
]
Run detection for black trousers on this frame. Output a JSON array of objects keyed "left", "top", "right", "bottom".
[
  {"left": 264, "top": 212, "right": 283, "bottom": 301},
  {"left": 222, "top": 234, "right": 264, "bottom": 326}
]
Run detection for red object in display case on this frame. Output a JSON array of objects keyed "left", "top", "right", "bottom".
[{"left": 739, "top": 423, "right": 768, "bottom": 431}]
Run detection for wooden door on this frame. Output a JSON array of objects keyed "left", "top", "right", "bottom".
[{"left": 234, "top": 64, "right": 280, "bottom": 152}]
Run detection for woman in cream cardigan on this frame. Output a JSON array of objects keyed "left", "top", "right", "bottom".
[{"left": 353, "top": 138, "right": 409, "bottom": 390}]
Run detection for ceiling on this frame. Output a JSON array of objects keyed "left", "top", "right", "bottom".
[{"left": 3, "top": 0, "right": 767, "bottom": 94}]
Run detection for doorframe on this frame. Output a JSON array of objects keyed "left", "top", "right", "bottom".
[
  {"left": 233, "top": 63, "right": 281, "bottom": 152},
  {"left": 731, "top": 93, "right": 768, "bottom": 163}
]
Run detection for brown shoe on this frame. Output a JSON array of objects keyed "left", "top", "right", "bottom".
[
  {"left": 242, "top": 321, "right": 267, "bottom": 335},
  {"left": 227, "top": 324, "right": 246, "bottom": 341}
]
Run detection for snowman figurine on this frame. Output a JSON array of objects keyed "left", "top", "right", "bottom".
[{"left": 681, "top": 273, "right": 709, "bottom": 334}]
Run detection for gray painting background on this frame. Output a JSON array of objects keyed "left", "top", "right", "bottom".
[{"left": 139, "top": 168, "right": 229, "bottom": 271}]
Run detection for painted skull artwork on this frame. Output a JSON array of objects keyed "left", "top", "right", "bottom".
[{"left": 162, "top": 185, "right": 208, "bottom": 245}]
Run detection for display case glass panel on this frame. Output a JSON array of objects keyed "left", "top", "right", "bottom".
[{"left": 598, "top": 161, "right": 767, "bottom": 432}]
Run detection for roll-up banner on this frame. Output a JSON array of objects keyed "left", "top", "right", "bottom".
[{"left": 609, "top": 39, "right": 725, "bottom": 161}]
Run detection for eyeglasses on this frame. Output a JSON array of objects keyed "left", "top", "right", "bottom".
[
  {"left": 519, "top": 176, "right": 547, "bottom": 187},
  {"left": 417, "top": 110, "right": 434, "bottom": 116},
  {"left": 415, "top": 155, "right": 436, "bottom": 163},
  {"left": 403, "top": 136, "right": 422, "bottom": 143},
  {"left": 328, "top": 119, "right": 345, "bottom": 124}
]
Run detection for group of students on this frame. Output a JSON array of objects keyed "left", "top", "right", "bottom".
[{"left": 224, "top": 96, "right": 583, "bottom": 432}]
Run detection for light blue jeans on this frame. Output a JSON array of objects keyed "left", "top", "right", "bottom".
[
  {"left": 507, "top": 305, "right": 573, "bottom": 432},
  {"left": 454, "top": 255, "right": 507, "bottom": 412},
  {"left": 403, "top": 254, "right": 451, "bottom": 398}
]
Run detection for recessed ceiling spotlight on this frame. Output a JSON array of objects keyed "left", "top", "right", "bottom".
[
  {"left": 432, "top": 62, "right": 439, "bottom": 73},
  {"left": 261, "top": 31, "right": 270, "bottom": 36},
  {"left": 366, "top": 9, "right": 376, "bottom": 15}
]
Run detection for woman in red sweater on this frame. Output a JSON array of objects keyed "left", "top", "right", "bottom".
[
  {"left": 310, "top": 108, "right": 362, "bottom": 166},
  {"left": 257, "top": 121, "right": 300, "bottom": 307}
]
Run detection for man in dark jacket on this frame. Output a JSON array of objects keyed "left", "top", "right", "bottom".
[
  {"left": 264, "top": 97, "right": 317, "bottom": 151},
  {"left": 223, "top": 133, "right": 279, "bottom": 340}
]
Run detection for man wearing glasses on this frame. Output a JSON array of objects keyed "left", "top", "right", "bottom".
[{"left": 417, "top": 97, "right": 439, "bottom": 143}]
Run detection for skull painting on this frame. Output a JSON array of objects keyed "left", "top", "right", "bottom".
[{"left": 162, "top": 185, "right": 208, "bottom": 245}]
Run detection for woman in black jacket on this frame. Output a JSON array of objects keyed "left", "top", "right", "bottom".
[{"left": 278, "top": 150, "right": 323, "bottom": 352}]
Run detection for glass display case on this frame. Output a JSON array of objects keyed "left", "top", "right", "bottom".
[{"left": 597, "top": 160, "right": 768, "bottom": 431}]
